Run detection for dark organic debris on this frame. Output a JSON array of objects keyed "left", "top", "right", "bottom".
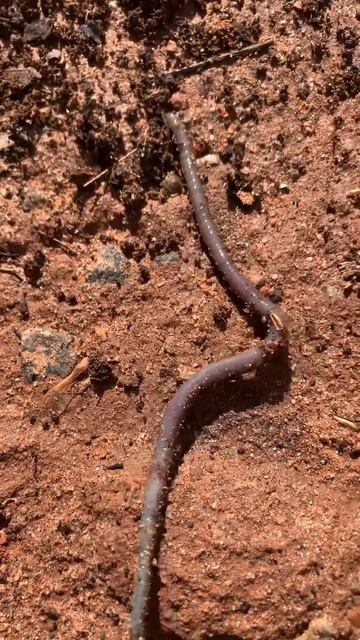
[
  {"left": 23, "top": 251, "right": 46, "bottom": 286},
  {"left": 89, "top": 358, "right": 117, "bottom": 395}
]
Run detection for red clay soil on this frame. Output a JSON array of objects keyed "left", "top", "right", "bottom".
[{"left": 0, "top": 1, "right": 359, "bottom": 639}]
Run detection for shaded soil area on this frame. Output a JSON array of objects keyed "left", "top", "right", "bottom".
[{"left": 0, "top": 1, "right": 359, "bottom": 639}]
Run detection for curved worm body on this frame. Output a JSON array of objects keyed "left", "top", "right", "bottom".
[{"left": 130, "top": 113, "right": 287, "bottom": 640}]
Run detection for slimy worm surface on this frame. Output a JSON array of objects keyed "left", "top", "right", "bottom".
[{"left": 130, "top": 113, "right": 288, "bottom": 640}]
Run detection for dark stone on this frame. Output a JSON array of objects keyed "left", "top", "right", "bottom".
[
  {"left": 106, "top": 462, "right": 124, "bottom": 471},
  {"left": 21, "top": 328, "right": 76, "bottom": 382},
  {"left": 87, "top": 246, "right": 129, "bottom": 285}
]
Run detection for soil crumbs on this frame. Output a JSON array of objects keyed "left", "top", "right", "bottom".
[{"left": 0, "top": 1, "right": 359, "bottom": 639}]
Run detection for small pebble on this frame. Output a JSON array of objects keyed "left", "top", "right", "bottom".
[
  {"left": 21, "top": 191, "right": 46, "bottom": 211},
  {"left": 278, "top": 182, "right": 290, "bottom": 194},
  {"left": 23, "top": 19, "right": 52, "bottom": 43},
  {"left": 47, "top": 49, "right": 62, "bottom": 61},
  {"left": 298, "top": 82, "right": 310, "bottom": 99},
  {"left": 161, "top": 172, "right": 182, "bottom": 196},
  {"left": 197, "top": 154, "right": 220, "bottom": 167},
  {"left": 2, "top": 186, "right": 14, "bottom": 199},
  {"left": 271, "top": 286, "right": 284, "bottom": 303},
  {"left": 88, "top": 245, "right": 129, "bottom": 285},
  {"left": 155, "top": 252, "right": 180, "bottom": 265},
  {"left": 21, "top": 327, "right": 76, "bottom": 383},
  {"left": 166, "top": 40, "right": 179, "bottom": 55}
]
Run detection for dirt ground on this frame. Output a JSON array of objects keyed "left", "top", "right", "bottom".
[{"left": 0, "top": 1, "right": 359, "bottom": 639}]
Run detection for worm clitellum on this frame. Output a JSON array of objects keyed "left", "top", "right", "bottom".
[{"left": 130, "top": 113, "right": 288, "bottom": 640}]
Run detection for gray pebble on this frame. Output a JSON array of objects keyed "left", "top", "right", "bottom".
[
  {"left": 155, "top": 251, "right": 180, "bottom": 265},
  {"left": 297, "top": 82, "right": 311, "bottom": 100},
  {"left": 22, "top": 191, "right": 46, "bottom": 211},
  {"left": 21, "top": 328, "right": 76, "bottom": 383},
  {"left": 271, "top": 286, "right": 284, "bottom": 302},
  {"left": 87, "top": 245, "right": 129, "bottom": 285},
  {"left": 161, "top": 172, "right": 182, "bottom": 197},
  {"left": 23, "top": 19, "right": 52, "bottom": 43}
]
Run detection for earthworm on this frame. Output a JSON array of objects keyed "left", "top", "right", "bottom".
[{"left": 130, "top": 113, "right": 287, "bottom": 640}]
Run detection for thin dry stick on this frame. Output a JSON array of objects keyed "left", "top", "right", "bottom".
[
  {"left": 0, "top": 267, "right": 23, "bottom": 282},
  {"left": 83, "top": 168, "right": 109, "bottom": 188},
  {"left": 46, "top": 357, "right": 89, "bottom": 399},
  {"left": 83, "top": 147, "right": 138, "bottom": 194},
  {"left": 346, "top": 188, "right": 360, "bottom": 197},
  {"left": 37, "top": 230, "right": 78, "bottom": 257},
  {"left": 334, "top": 415, "right": 360, "bottom": 431},
  {"left": 162, "top": 38, "right": 274, "bottom": 78}
]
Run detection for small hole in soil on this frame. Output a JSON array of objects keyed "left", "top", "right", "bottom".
[
  {"left": 89, "top": 359, "right": 117, "bottom": 395},
  {"left": 350, "top": 449, "right": 360, "bottom": 460},
  {"left": 0, "top": 512, "right": 11, "bottom": 529}
]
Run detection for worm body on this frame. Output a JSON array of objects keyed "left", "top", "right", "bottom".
[{"left": 130, "top": 113, "right": 287, "bottom": 640}]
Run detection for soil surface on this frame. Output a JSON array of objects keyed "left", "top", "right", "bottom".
[{"left": 0, "top": 1, "right": 359, "bottom": 639}]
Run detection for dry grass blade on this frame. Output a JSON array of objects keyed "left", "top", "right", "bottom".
[
  {"left": 334, "top": 415, "right": 360, "bottom": 431},
  {"left": 162, "top": 39, "right": 274, "bottom": 78},
  {"left": 0, "top": 267, "right": 23, "bottom": 282}
]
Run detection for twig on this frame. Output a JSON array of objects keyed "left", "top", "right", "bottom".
[
  {"left": 162, "top": 38, "right": 274, "bottom": 79},
  {"left": 334, "top": 415, "right": 360, "bottom": 432},
  {"left": 84, "top": 147, "right": 138, "bottom": 193},
  {"left": 105, "top": 147, "right": 138, "bottom": 193},
  {"left": 346, "top": 188, "right": 360, "bottom": 198},
  {"left": 0, "top": 251, "right": 20, "bottom": 258},
  {"left": 37, "top": 230, "right": 78, "bottom": 257},
  {"left": 0, "top": 267, "right": 23, "bottom": 282},
  {"left": 46, "top": 357, "right": 89, "bottom": 399},
  {"left": 83, "top": 168, "right": 109, "bottom": 188}
]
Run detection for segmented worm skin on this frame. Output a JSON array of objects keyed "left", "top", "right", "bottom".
[{"left": 130, "top": 113, "right": 287, "bottom": 640}]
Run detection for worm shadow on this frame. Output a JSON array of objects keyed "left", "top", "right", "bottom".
[{"left": 145, "top": 345, "right": 291, "bottom": 640}]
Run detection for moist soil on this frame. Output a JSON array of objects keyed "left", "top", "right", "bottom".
[{"left": 0, "top": 1, "right": 359, "bottom": 639}]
